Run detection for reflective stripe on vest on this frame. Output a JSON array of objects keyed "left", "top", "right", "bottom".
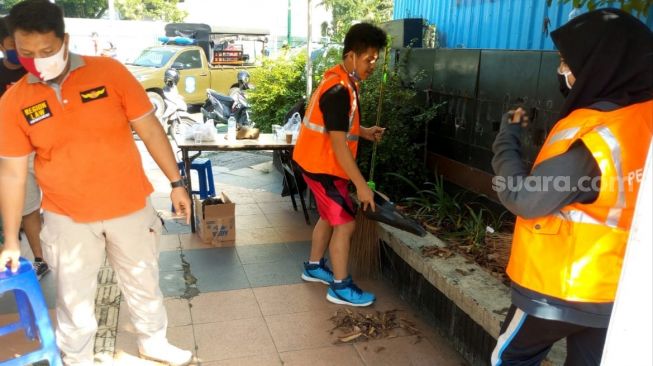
[
  {"left": 302, "top": 118, "right": 360, "bottom": 141},
  {"left": 301, "top": 72, "right": 359, "bottom": 141},
  {"left": 546, "top": 127, "right": 581, "bottom": 145},
  {"left": 558, "top": 209, "right": 608, "bottom": 227},
  {"left": 292, "top": 65, "right": 361, "bottom": 179},
  {"left": 596, "top": 126, "right": 625, "bottom": 226},
  {"left": 551, "top": 125, "right": 626, "bottom": 229}
]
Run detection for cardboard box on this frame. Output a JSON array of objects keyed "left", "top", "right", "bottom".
[{"left": 194, "top": 193, "right": 236, "bottom": 245}]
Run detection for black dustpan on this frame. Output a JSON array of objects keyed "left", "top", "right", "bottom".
[{"left": 362, "top": 191, "right": 427, "bottom": 237}]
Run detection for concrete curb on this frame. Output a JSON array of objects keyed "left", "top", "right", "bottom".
[{"left": 376, "top": 222, "right": 565, "bottom": 365}]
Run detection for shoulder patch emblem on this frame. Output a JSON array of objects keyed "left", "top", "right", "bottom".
[{"left": 80, "top": 86, "right": 108, "bottom": 103}]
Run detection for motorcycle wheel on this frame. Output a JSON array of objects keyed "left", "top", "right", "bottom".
[{"left": 169, "top": 115, "right": 197, "bottom": 136}]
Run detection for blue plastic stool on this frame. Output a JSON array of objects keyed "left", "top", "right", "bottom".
[
  {"left": 0, "top": 257, "right": 62, "bottom": 366},
  {"left": 178, "top": 158, "right": 216, "bottom": 199}
]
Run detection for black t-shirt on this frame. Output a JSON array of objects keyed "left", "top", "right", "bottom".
[
  {"left": 319, "top": 84, "right": 360, "bottom": 132},
  {"left": 0, "top": 59, "right": 27, "bottom": 98}
]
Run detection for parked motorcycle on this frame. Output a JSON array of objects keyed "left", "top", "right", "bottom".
[
  {"left": 161, "top": 68, "right": 197, "bottom": 135},
  {"left": 200, "top": 70, "right": 253, "bottom": 127}
]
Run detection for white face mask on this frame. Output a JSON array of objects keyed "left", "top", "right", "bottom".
[
  {"left": 561, "top": 71, "right": 573, "bottom": 89},
  {"left": 19, "top": 42, "right": 68, "bottom": 81},
  {"left": 343, "top": 53, "right": 361, "bottom": 82},
  {"left": 350, "top": 53, "right": 361, "bottom": 81},
  {"left": 557, "top": 66, "right": 573, "bottom": 90}
]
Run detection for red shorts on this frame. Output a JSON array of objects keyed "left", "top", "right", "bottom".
[{"left": 302, "top": 173, "right": 356, "bottom": 226}]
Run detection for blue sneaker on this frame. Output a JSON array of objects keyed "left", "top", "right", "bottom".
[
  {"left": 326, "top": 276, "right": 375, "bottom": 307},
  {"left": 301, "top": 258, "right": 334, "bottom": 285}
]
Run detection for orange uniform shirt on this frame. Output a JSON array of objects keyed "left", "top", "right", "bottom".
[{"left": 0, "top": 54, "right": 154, "bottom": 222}]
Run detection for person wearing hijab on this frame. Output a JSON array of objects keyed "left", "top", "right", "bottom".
[{"left": 490, "top": 8, "right": 653, "bottom": 365}]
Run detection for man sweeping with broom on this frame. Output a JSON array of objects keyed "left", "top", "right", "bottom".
[{"left": 293, "top": 23, "right": 387, "bottom": 307}]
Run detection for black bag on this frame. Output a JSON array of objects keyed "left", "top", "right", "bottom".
[{"left": 284, "top": 97, "right": 307, "bottom": 123}]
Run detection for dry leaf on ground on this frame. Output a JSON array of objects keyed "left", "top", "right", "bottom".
[
  {"left": 421, "top": 246, "right": 454, "bottom": 259},
  {"left": 330, "top": 308, "right": 421, "bottom": 343}
]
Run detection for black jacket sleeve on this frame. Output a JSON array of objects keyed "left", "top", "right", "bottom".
[{"left": 491, "top": 113, "right": 601, "bottom": 219}]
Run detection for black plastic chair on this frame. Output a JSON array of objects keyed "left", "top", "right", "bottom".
[{"left": 277, "top": 150, "right": 311, "bottom": 225}]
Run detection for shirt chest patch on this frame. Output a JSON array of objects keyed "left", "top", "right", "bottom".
[
  {"left": 22, "top": 100, "right": 53, "bottom": 125},
  {"left": 80, "top": 86, "right": 108, "bottom": 103}
]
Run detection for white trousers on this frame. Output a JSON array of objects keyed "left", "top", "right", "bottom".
[{"left": 41, "top": 200, "right": 168, "bottom": 365}]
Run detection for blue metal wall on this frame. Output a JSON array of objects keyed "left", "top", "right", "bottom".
[{"left": 393, "top": 0, "right": 653, "bottom": 50}]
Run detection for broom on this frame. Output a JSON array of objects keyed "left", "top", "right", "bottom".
[{"left": 350, "top": 38, "right": 391, "bottom": 278}]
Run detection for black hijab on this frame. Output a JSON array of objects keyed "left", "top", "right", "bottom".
[{"left": 551, "top": 8, "right": 653, "bottom": 118}]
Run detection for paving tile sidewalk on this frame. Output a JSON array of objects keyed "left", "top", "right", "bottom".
[{"left": 0, "top": 140, "right": 467, "bottom": 366}]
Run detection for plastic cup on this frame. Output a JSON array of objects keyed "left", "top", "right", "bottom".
[
  {"left": 194, "top": 131, "right": 203, "bottom": 144},
  {"left": 285, "top": 132, "right": 293, "bottom": 144},
  {"left": 272, "top": 125, "right": 281, "bottom": 139}
]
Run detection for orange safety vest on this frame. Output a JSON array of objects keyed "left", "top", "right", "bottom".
[
  {"left": 507, "top": 100, "right": 653, "bottom": 303},
  {"left": 293, "top": 65, "right": 360, "bottom": 179}
]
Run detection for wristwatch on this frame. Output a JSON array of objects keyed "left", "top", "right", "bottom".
[{"left": 170, "top": 179, "right": 185, "bottom": 189}]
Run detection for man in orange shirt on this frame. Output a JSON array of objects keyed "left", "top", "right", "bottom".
[{"left": 0, "top": 1, "right": 192, "bottom": 365}]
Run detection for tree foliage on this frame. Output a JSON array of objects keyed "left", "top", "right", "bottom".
[
  {"left": 1, "top": 0, "right": 106, "bottom": 18},
  {"left": 356, "top": 55, "right": 444, "bottom": 199},
  {"left": 116, "top": 0, "right": 187, "bottom": 22},
  {"left": 319, "top": 0, "right": 393, "bottom": 42},
  {"left": 0, "top": 0, "right": 187, "bottom": 21},
  {"left": 552, "top": 0, "right": 652, "bottom": 15},
  {"left": 248, "top": 46, "right": 342, "bottom": 133},
  {"left": 250, "top": 47, "right": 443, "bottom": 199},
  {"left": 248, "top": 52, "right": 309, "bottom": 133}
]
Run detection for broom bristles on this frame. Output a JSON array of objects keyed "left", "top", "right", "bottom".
[
  {"left": 350, "top": 210, "right": 380, "bottom": 278},
  {"left": 353, "top": 38, "right": 390, "bottom": 278}
]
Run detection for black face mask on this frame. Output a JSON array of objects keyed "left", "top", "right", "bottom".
[{"left": 557, "top": 73, "right": 571, "bottom": 97}]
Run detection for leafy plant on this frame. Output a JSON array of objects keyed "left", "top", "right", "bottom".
[
  {"left": 116, "top": 0, "right": 187, "bottom": 22},
  {"left": 249, "top": 44, "right": 445, "bottom": 200},
  {"left": 486, "top": 209, "right": 510, "bottom": 234},
  {"left": 445, "top": 205, "right": 489, "bottom": 249},
  {"left": 423, "top": 22, "right": 439, "bottom": 49},
  {"left": 550, "top": 0, "right": 652, "bottom": 15},
  {"left": 248, "top": 52, "right": 308, "bottom": 133},
  {"left": 319, "top": 0, "right": 394, "bottom": 42},
  {"left": 388, "top": 173, "right": 461, "bottom": 230},
  {"left": 357, "top": 54, "right": 445, "bottom": 199},
  {"left": 394, "top": 170, "right": 513, "bottom": 257},
  {"left": 248, "top": 47, "right": 342, "bottom": 133},
  {"left": 0, "top": 0, "right": 187, "bottom": 21}
]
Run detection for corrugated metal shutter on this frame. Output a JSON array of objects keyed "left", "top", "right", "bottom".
[{"left": 393, "top": 0, "right": 653, "bottom": 50}]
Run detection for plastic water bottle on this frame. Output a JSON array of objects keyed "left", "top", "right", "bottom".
[{"left": 227, "top": 116, "right": 237, "bottom": 141}]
